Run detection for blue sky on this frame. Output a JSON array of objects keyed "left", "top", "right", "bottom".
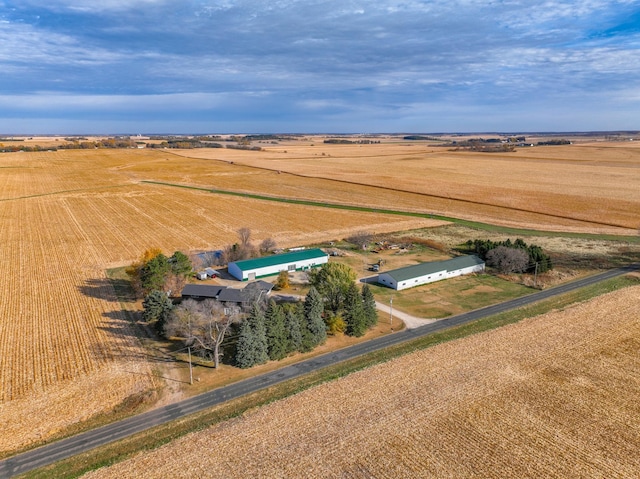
[{"left": 0, "top": 0, "right": 639, "bottom": 134}]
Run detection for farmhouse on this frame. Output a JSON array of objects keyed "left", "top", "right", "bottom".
[
  {"left": 377, "top": 255, "right": 485, "bottom": 291},
  {"left": 181, "top": 281, "right": 273, "bottom": 306},
  {"left": 228, "top": 248, "right": 329, "bottom": 281}
]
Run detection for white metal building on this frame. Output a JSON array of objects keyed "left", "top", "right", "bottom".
[
  {"left": 377, "top": 255, "right": 485, "bottom": 291},
  {"left": 228, "top": 248, "right": 329, "bottom": 281}
]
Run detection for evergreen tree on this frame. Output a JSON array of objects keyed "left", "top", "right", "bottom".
[
  {"left": 302, "top": 286, "right": 326, "bottom": 351},
  {"left": 139, "top": 253, "right": 170, "bottom": 294},
  {"left": 235, "top": 303, "right": 268, "bottom": 368},
  {"left": 141, "top": 290, "right": 174, "bottom": 331},
  {"left": 265, "top": 300, "right": 288, "bottom": 361},
  {"left": 361, "top": 283, "right": 378, "bottom": 329},
  {"left": 169, "top": 250, "right": 192, "bottom": 277},
  {"left": 283, "top": 304, "right": 303, "bottom": 354},
  {"left": 344, "top": 282, "right": 366, "bottom": 337}
]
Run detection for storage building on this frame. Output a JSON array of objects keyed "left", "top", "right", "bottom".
[
  {"left": 228, "top": 248, "right": 329, "bottom": 281},
  {"left": 377, "top": 255, "right": 485, "bottom": 291}
]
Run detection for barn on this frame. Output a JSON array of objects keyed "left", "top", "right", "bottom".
[
  {"left": 377, "top": 255, "right": 485, "bottom": 291},
  {"left": 228, "top": 248, "right": 329, "bottom": 281}
]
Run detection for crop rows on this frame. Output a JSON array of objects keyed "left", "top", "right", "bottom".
[
  {"left": 0, "top": 149, "right": 438, "bottom": 452},
  {"left": 84, "top": 286, "right": 640, "bottom": 478}
]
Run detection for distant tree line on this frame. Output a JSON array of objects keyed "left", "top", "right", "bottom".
[
  {"left": 466, "top": 238, "right": 552, "bottom": 274},
  {"left": 323, "top": 139, "right": 380, "bottom": 144},
  {"left": 0, "top": 137, "right": 138, "bottom": 152},
  {"left": 537, "top": 139, "right": 571, "bottom": 145}
]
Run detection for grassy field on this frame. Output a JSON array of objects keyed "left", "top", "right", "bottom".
[{"left": 78, "top": 280, "right": 640, "bottom": 479}]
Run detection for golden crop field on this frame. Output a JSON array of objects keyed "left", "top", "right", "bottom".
[
  {"left": 83, "top": 285, "right": 640, "bottom": 479},
  {"left": 0, "top": 148, "right": 441, "bottom": 453},
  {"left": 170, "top": 140, "right": 640, "bottom": 233}
]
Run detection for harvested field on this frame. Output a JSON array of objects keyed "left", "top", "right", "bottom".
[
  {"left": 170, "top": 141, "right": 640, "bottom": 233},
  {"left": 83, "top": 285, "right": 640, "bottom": 479},
  {"left": 0, "top": 149, "right": 441, "bottom": 453}
]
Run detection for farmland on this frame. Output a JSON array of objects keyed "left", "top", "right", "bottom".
[
  {"left": 0, "top": 137, "right": 638, "bottom": 458},
  {"left": 0, "top": 147, "right": 440, "bottom": 453},
  {"left": 82, "top": 284, "right": 640, "bottom": 478}
]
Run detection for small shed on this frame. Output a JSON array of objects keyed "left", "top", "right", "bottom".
[
  {"left": 228, "top": 248, "right": 329, "bottom": 281},
  {"left": 377, "top": 255, "right": 485, "bottom": 291}
]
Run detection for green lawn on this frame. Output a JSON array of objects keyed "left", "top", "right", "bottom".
[{"left": 368, "top": 274, "right": 533, "bottom": 319}]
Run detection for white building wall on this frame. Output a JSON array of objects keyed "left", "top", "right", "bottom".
[
  {"left": 380, "top": 263, "right": 485, "bottom": 291},
  {"left": 230, "top": 255, "right": 329, "bottom": 281}
]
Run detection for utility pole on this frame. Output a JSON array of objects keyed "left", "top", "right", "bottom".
[
  {"left": 534, "top": 262, "right": 539, "bottom": 288},
  {"left": 389, "top": 297, "right": 393, "bottom": 330},
  {"left": 188, "top": 346, "right": 193, "bottom": 385}
]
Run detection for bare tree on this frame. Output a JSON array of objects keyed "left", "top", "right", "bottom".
[
  {"left": 486, "top": 246, "right": 529, "bottom": 274},
  {"left": 259, "top": 237, "right": 277, "bottom": 254},
  {"left": 237, "top": 227, "right": 252, "bottom": 248},
  {"left": 347, "top": 231, "right": 373, "bottom": 250},
  {"left": 165, "top": 299, "right": 242, "bottom": 369}
]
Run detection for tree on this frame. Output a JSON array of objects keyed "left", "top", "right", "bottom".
[
  {"left": 235, "top": 303, "right": 268, "bottom": 368},
  {"left": 486, "top": 246, "right": 530, "bottom": 274},
  {"left": 361, "top": 283, "right": 378, "bottom": 329},
  {"left": 347, "top": 231, "right": 373, "bottom": 250},
  {"left": 302, "top": 286, "right": 326, "bottom": 351},
  {"left": 308, "top": 262, "right": 357, "bottom": 313},
  {"left": 283, "top": 304, "right": 303, "bottom": 354},
  {"left": 274, "top": 270, "right": 290, "bottom": 290},
  {"left": 139, "top": 253, "right": 170, "bottom": 294},
  {"left": 325, "top": 312, "right": 346, "bottom": 335},
  {"left": 237, "top": 227, "right": 252, "bottom": 249},
  {"left": 259, "top": 237, "right": 277, "bottom": 254},
  {"left": 163, "top": 299, "right": 240, "bottom": 368},
  {"left": 265, "top": 300, "right": 288, "bottom": 361},
  {"left": 141, "top": 290, "right": 174, "bottom": 332},
  {"left": 343, "top": 282, "right": 366, "bottom": 337},
  {"left": 126, "top": 247, "right": 163, "bottom": 296}
]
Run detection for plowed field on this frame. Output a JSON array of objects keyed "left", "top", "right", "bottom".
[{"left": 83, "top": 285, "right": 640, "bottom": 479}]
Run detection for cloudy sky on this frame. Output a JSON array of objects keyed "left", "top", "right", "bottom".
[{"left": 0, "top": 0, "right": 639, "bottom": 134}]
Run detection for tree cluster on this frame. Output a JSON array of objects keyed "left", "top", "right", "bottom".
[
  {"left": 220, "top": 228, "right": 276, "bottom": 264},
  {"left": 309, "top": 262, "right": 378, "bottom": 337},
  {"left": 126, "top": 248, "right": 193, "bottom": 298},
  {"left": 467, "top": 238, "right": 552, "bottom": 274}
]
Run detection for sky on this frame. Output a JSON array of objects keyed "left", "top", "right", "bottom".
[{"left": 0, "top": 0, "right": 639, "bottom": 134}]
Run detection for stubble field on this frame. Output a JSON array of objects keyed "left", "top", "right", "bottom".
[
  {"left": 0, "top": 148, "right": 440, "bottom": 453},
  {"left": 172, "top": 139, "right": 640, "bottom": 233},
  {"left": 83, "top": 284, "right": 640, "bottom": 478}
]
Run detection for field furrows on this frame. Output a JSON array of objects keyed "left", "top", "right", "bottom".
[
  {"left": 172, "top": 143, "right": 640, "bottom": 231},
  {"left": 84, "top": 286, "right": 640, "bottom": 478},
  {"left": 0, "top": 149, "right": 444, "bottom": 452}
]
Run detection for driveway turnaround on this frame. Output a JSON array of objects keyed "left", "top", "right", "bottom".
[{"left": 1, "top": 263, "right": 637, "bottom": 478}]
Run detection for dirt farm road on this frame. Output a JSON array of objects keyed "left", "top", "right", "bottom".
[{"left": 1, "top": 263, "right": 638, "bottom": 478}]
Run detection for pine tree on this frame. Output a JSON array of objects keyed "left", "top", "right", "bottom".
[
  {"left": 283, "top": 303, "right": 303, "bottom": 354},
  {"left": 344, "top": 282, "right": 366, "bottom": 337},
  {"left": 361, "top": 283, "right": 378, "bottom": 329},
  {"left": 265, "top": 300, "right": 288, "bottom": 361},
  {"left": 235, "top": 303, "right": 268, "bottom": 368},
  {"left": 302, "top": 286, "right": 326, "bottom": 351},
  {"left": 141, "top": 290, "right": 174, "bottom": 332}
]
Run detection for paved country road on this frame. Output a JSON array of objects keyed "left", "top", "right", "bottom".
[{"left": 1, "top": 263, "right": 638, "bottom": 478}]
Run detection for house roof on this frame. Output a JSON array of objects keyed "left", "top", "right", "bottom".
[
  {"left": 181, "top": 284, "right": 227, "bottom": 298},
  {"left": 245, "top": 280, "right": 274, "bottom": 293},
  {"left": 381, "top": 255, "right": 484, "bottom": 282},
  {"left": 230, "top": 248, "right": 328, "bottom": 272}
]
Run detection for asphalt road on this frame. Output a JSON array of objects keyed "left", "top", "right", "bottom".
[{"left": 1, "top": 263, "right": 637, "bottom": 478}]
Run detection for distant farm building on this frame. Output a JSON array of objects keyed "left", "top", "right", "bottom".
[
  {"left": 377, "top": 255, "right": 485, "bottom": 291},
  {"left": 228, "top": 248, "right": 329, "bottom": 281}
]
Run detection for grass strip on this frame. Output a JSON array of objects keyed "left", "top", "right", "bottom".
[
  {"left": 140, "top": 180, "right": 640, "bottom": 243},
  {"left": 19, "top": 274, "right": 640, "bottom": 479}
]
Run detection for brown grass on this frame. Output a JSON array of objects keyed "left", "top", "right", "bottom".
[{"left": 83, "top": 285, "right": 640, "bottom": 479}]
